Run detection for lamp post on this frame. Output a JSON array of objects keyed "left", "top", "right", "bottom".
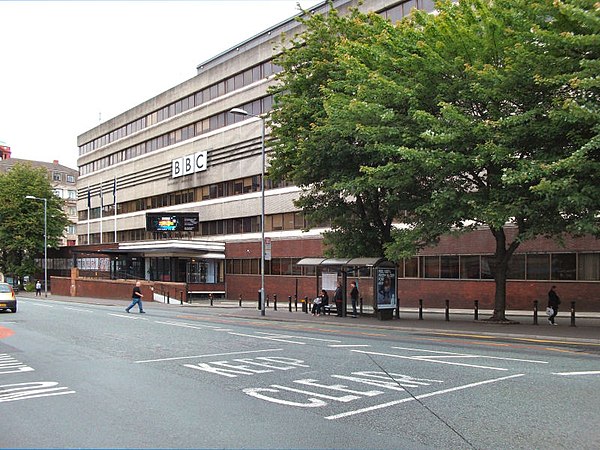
[
  {"left": 229, "top": 107, "right": 266, "bottom": 316},
  {"left": 25, "top": 195, "right": 48, "bottom": 297}
]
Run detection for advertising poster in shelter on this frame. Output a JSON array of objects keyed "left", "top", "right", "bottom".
[{"left": 376, "top": 267, "right": 396, "bottom": 309}]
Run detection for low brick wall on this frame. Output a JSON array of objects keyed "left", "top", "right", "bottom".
[{"left": 51, "top": 276, "right": 157, "bottom": 302}]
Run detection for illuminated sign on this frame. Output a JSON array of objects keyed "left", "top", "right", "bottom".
[
  {"left": 146, "top": 213, "right": 200, "bottom": 232},
  {"left": 172, "top": 151, "right": 208, "bottom": 178}
]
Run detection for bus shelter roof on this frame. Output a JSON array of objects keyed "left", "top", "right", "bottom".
[{"left": 296, "top": 257, "right": 385, "bottom": 267}]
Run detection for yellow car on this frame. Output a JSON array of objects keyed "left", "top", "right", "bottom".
[{"left": 0, "top": 283, "right": 17, "bottom": 313}]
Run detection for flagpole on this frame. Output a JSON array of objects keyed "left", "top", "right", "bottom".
[
  {"left": 113, "top": 177, "right": 117, "bottom": 243},
  {"left": 100, "top": 180, "right": 103, "bottom": 244},
  {"left": 87, "top": 185, "right": 90, "bottom": 244}
]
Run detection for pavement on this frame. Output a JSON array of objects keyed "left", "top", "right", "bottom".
[{"left": 17, "top": 291, "right": 599, "bottom": 344}]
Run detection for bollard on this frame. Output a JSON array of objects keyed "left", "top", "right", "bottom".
[
  {"left": 294, "top": 294, "right": 298, "bottom": 312},
  {"left": 209, "top": 293, "right": 213, "bottom": 306},
  {"left": 257, "top": 290, "right": 261, "bottom": 310},
  {"left": 274, "top": 294, "right": 278, "bottom": 311},
  {"left": 180, "top": 291, "right": 183, "bottom": 306},
  {"left": 359, "top": 297, "right": 363, "bottom": 315},
  {"left": 474, "top": 300, "right": 479, "bottom": 321},
  {"left": 418, "top": 299, "right": 423, "bottom": 320},
  {"left": 288, "top": 295, "right": 292, "bottom": 312},
  {"left": 445, "top": 299, "right": 450, "bottom": 321},
  {"left": 571, "top": 301, "right": 576, "bottom": 327},
  {"left": 167, "top": 291, "right": 170, "bottom": 305},
  {"left": 396, "top": 299, "right": 400, "bottom": 320},
  {"left": 239, "top": 294, "right": 242, "bottom": 308},
  {"left": 304, "top": 296, "right": 309, "bottom": 314},
  {"left": 533, "top": 300, "right": 538, "bottom": 325},
  {"left": 166, "top": 290, "right": 170, "bottom": 305},
  {"left": 266, "top": 294, "right": 270, "bottom": 308}
]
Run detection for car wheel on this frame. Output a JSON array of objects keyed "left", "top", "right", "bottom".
[{"left": 10, "top": 307, "right": 16, "bottom": 313}]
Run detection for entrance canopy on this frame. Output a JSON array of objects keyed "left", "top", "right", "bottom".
[{"left": 102, "top": 240, "right": 225, "bottom": 259}]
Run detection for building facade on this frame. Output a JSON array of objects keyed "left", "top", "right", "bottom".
[{"left": 65, "top": 0, "right": 600, "bottom": 310}]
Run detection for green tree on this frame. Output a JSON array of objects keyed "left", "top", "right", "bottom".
[
  {"left": 269, "top": 0, "right": 599, "bottom": 320},
  {"left": 0, "top": 163, "right": 69, "bottom": 283}
]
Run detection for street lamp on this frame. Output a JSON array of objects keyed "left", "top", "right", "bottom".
[
  {"left": 229, "top": 107, "right": 266, "bottom": 316},
  {"left": 25, "top": 195, "right": 48, "bottom": 297}
]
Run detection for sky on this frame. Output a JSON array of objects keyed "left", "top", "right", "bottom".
[{"left": 0, "top": 0, "right": 323, "bottom": 169}]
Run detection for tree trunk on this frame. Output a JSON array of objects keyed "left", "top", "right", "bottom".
[{"left": 490, "top": 227, "right": 509, "bottom": 321}]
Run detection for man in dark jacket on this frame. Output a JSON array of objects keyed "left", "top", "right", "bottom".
[{"left": 547, "top": 285, "right": 561, "bottom": 325}]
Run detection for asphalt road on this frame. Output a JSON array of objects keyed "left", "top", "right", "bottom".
[{"left": 1, "top": 297, "right": 599, "bottom": 449}]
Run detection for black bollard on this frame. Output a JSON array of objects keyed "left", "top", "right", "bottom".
[
  {"left": 266, "top": 294, "right": 270, "bottom": 308},
  {"left": 304, "top": 296, "right": 309, "bottom": 314},
  {"left": 359, "top": 297, "right": 363, "bottom": 315},
  {"left": 239, "top": 294, "right": 242, "bottom": 307},
  {"left": 180, "top": 291, "right": 183, "bottom": 306},
  {"left": 166, "top": 290, "right": 170, "bottom": 305},
  {"left": 445, "top": 299, "right": 450, "bottom": 321},
  {"left": 294, "top": 294, "right": 298, "bottom": 312},
  {"left": 288, "top": 295, "right": 292, "bottom": 312},
  {"left": 167, "top": 291, "right": 170, "bottom": 305},
  {"left": 533, "top": 300, "right": 538, "bottom": 325},
  {"left": 418, "top": 299, "right": 423, "bottom": 320},
  {"left": 209, "top": 293, "right": 213, "bottom": 306},
  {"left": 274, "top": 294, "right": 278, "bottom": 311},
  {"left": 257, "top": 290, "right": 261, "bottom": 310},
  {"left": 571, "top": 301, "right": 576, "bottom": 327},
  {"left": 474, "top": 300, "right": 479, "bottom": 321}
]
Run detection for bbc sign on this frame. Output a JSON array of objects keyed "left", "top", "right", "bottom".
[{"left": 172, "top": 151, "right": 208, "bottom": 178}]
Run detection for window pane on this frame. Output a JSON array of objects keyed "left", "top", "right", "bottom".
[
  {"left": 460, "top": 256, "right": 480, "bottom": 279},
  {"left": 481, "top": 256, "right": 495, "bottom": 279},
  {"left": 526, "top": 254, "right": 550, "bottom": 280},
  {"left": 440, "top": 256, "right": 459, "bottom": 278},
  {"left": 551, "top": 254, "right": 576, "bottom": 280},
  {"left": 507, "top": 254, "right": 525, "bottom": 279},
  {"left": 404, "top": 257, "right": 418, "bottom": 278},
  {"left": 578, "top": 253, "right": 600, "bottom": 281},
  {"left": 423, "top": 256, "right": 439, "bottom": 278}
]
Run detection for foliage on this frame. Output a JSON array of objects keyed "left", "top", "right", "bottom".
[
  {"left": 269, "top": 0, "right": 599, "bottom": 319},
  {"left": 0, "top": 163, "right": 69, "bottom": 281}
]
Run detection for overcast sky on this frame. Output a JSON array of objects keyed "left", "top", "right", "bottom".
[{"left": 0, "top": 0, "right": 322, "bottom": 169}]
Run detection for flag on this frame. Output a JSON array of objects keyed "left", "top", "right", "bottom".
[
  {"left": 87, "top": 188, "right": 91, "bottom": 209},
  {"left": 113, "top": 177, "right": 117, "bottom": 202},
  {"left": 100, "top": 180, "right": 104, "bottom": 208}
]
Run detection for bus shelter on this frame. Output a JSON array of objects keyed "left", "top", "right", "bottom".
[{"left": 296, "top": 257, "right": 397, "bottom": 319}]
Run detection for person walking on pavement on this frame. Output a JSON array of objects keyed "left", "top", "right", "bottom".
[
  {"left": 126, "top": 281, "right": 145, "bottom": 313},
  {"left": 547, "top": 285, "right": 560, "bottom": 325},
  {"left": 334, "top": 281, "right": 343, "bottom": 316},
  {"left": 350, "top": 281, "right": 359, "bottom": 318},
  {"left": 35, "top": 280, "right": 42, "bottom": 296}
]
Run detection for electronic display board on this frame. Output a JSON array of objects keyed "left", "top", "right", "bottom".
[{"left": 146, "top": 213, "right": 199, "bottom": 232}]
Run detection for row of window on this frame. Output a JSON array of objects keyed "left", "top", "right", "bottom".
[
  {"left": 78, "top": 210, "right": 314, "bottom": 245},
  {"left": 225, "top": 252, "right": 600, "bottom": 282},
  {"left": 79, "top": 174, "right": 294, "bottom": 221},
  {"left": 79, "top": 95, "right": 273, "bottom": 176},
  {"left": 79, "top": 60, "right": 281, "bottom": 157},
  {"left": 52, "top": 172, "right": 76, "bottom": 183}
]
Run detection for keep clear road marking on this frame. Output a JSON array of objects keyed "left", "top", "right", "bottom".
[
  {"left": 553, "top": 371, "right": 600, "bottom": 376},
  {"left": 391, "top": 346, "right": 549, "bottom": 364},
  {"left": 135, "top": 348, "right": 283, "bottom": 364},
  {"left": 325, "top": 373, "right": 525, "bottom": 420}
]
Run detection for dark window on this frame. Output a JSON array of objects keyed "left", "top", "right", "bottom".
[
  {"left": 460, "top": 256, "right": 480, "bottom": 279},
  {"left": 507, "top": 254, "right": 525, "bottom": 279},
  {"left": 551, "top": 253, "right": 576, "bottom": 280},
  {"left": 441, "top": 256, "right": 459, "bottom": 278},
  {"left": 526, "top": 254, "right": 550, "bottom": 280}
]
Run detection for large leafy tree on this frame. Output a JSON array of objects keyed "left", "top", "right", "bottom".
[
  {"left": 269, "top": 0, "right": 599, "bottom": 320},
  {"left": 0, "top": 163, "right": 69, "bottom": 283}
]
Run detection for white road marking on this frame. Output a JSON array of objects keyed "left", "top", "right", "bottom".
[
  {"left": 553, "top": 371, "right": 600, "bottom": 376},
  {"left": 329, "top": 344, "right": 371, "bottom": 348},
  {"left": 64, "top": 307, "right": 94, "bottom": 313},
  {"left": 352, "top": 349, "right": 508, "bottom": 371},
  {"left": 228, "top": 332, "right": 306, "bottom": 345},
  {"left": 154, "top": 320, "right": 228, "bottom": 331},
  {"left": 108, "top": 313, "right": 147, "bottom": 320},
  {"left": 254, "top": 332, "right": 341, "bottom": 343},
  {"left": 391, "top": 346, "right": 548, "bottom": 364},
  {"left": 22, "top": 302, "right": 53, "bottom": 308},
  {"left": 135, "top": 348, "right": 283, "bottom": 364},
  {"left": 326, "top": 374, "right": 525, "bottom": 420}
]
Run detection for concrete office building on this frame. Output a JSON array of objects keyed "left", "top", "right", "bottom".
[{"left": 64, "top": 0, "right": 599, "bottom": 310}]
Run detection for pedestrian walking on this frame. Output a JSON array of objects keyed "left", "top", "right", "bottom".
[
  {"left": 334, "top": 281, "right": 343, "bottom": 316},
  {"left": 126, "top": 281, "right": 145, "bottom": 313},
  {"left": 35, "top": 280, "right": 42, "bottom": 296},
  {"left": 547, "top": 285, "right": 560, "bottom": 325},
  {"left": 350, "top": 281, "right": 359, "bottom": 318}
]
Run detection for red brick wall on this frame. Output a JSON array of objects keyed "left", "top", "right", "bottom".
[{"left": 51, "top": 277, "right": 157, "bottom": 301}]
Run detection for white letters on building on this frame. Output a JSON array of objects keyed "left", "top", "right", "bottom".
[{"left": 172, "top": 151, "right": 207, "bottom": 178}]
